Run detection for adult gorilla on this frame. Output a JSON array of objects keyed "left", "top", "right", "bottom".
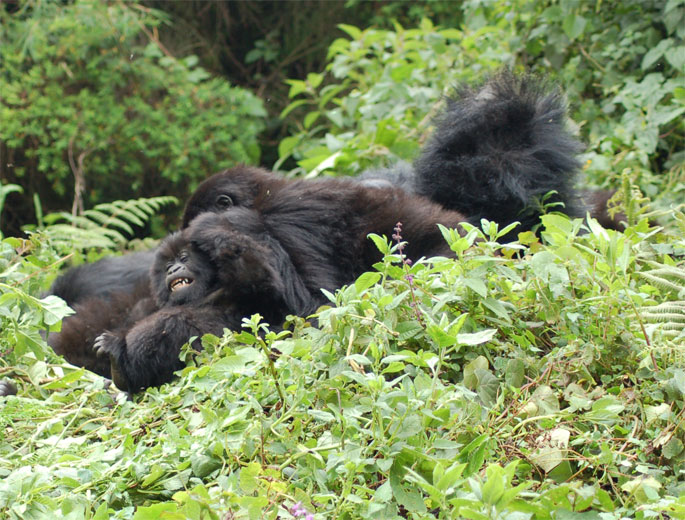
[{"left": 185, "top": 73, "right": 625, "bottom": 234}]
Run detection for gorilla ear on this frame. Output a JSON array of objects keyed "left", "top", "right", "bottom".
[{"left": 215, "top": 194, "right": 234, "bottom": 209}]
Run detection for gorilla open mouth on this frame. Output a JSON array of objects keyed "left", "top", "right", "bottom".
[{"left": 169, "top": 277, "right": 193, "bottom": 292}]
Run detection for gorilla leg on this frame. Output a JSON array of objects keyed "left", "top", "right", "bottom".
[
  {"left": 45, "top": 250, "right": 155, "bottom": 307},
  {"left": 48, "top": 285, "right": 157, "bottom": 377}
]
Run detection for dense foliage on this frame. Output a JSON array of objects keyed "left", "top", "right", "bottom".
[
  {"left": 1, "top": 213, "right": 684, "bottom": 519},
  {"left": 279, "top": 0, "right": 683, "bottom": 213},
  {"left": 0, "top": 0, "right": 266, "bottom": 235},
  {"left": 1, "top": 0, "right": 684, "bottom": 518}
]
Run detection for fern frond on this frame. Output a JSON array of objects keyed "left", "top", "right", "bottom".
[
  {"left": 42, "top": 196, "right": 178, "bottom": 251},
  {"left": 639, "top": 264, "right": 685, "bottom": 298},
  {"left": 640, "top": 300, "right": 685, "bottom": 342},
  {"left": 43, "top": 225, "right": 121, "bottom": 250},
  {"left": 81, "top": 209, "right": 135, "bottom": 235}
]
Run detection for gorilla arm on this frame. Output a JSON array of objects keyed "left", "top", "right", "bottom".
[
  {"left": 187, "top": 209, "right": 316, "bottom": 320},
  {"left": 93, "top": 295, "right": 234, "bottom": 392}
]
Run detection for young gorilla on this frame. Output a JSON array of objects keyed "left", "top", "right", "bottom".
[
  {"left": 183, "top": 166, "right": 470, "bottom": 318},
  {"left": 92, "top": 225, "right": 297, "bottom": 391}
]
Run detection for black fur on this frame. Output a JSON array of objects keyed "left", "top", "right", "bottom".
[
  {"left": 183, "top": 166, "right": 467, "bottom": 317},
  {"left": 359, "top": 72, "right": 628, "bottom": 236},
  {"left": 48, "top": 283, "right": 157, "bottom": 377},
  {"left": 414, "top": 72, "right": 584, "bottom": 231},
  {"left": 92, "top": 226, "right": 301, "bottom": 391},
  {"left": 44, "top": 250, "right": 158, "bottom": 377},
  {"left": 0, "top": 379, "right": 17, "bottom": 397},
  {"left": 579, "top": 189, "right": 627, "bottom": 230},
  {"left": 46, "top": 251, "right": 155, "bottom": 307}
]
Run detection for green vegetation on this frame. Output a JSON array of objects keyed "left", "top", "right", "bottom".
[
  {"left": 0, "top": 0, "right": 265, "bottom": 233},
  {"left": 1, "top": 0, "right": 684, "bottom": 518}
]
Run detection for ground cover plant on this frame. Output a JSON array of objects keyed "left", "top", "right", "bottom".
[{"left": 1, "top": 1, "right": 684, "bottom": 518}]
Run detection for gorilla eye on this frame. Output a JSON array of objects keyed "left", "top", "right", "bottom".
[
  {"left": 215, "top": 194, "right": 234, "bottom": 208},
  {"left": 178, "top": 251, "right": 189, "bottom": 263}
]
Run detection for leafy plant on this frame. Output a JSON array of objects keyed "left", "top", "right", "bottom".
[
  {"left": 0, "top": 0, "right": 266, "bottom": 234},
  {"left": 1, "top": 3, "right": 684, "bottom": 518},
  {"left": 40, "top": 195, "right": 178, "bottom": 252},
  {"left": 277, "top": 19, "right": 495, "bottom": 176},
  {"left": 2, "top": 209, "right": 683, "bottom": 518}
]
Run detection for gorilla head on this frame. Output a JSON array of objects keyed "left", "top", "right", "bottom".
[
  {"left": 182, "top": 165, "right": 269, "bottom": 227},
  {"left": 151, "top": 231, "right": 219, "bottom": 307}
]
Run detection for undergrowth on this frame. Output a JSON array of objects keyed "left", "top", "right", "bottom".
[{"left": 1, "top": 209, "right": 683, "bottom": 519}]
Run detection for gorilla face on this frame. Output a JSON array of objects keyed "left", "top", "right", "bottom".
[
  {"left": 182, "top": 165, "right": 269, "bottom": 227},
  {"left": 151, "top": 232, "right": 218, "bottom": 307}
]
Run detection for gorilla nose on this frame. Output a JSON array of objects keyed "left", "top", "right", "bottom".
[{"left": 167, "top": 263, "right": 182, "bottom": 276}]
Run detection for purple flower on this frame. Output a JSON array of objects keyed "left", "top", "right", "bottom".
[{"left": 291, "top": 502, "right": 314, "bottom": 519}]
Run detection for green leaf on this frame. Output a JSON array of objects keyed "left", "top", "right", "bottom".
[
  {"left": 665, "top": 45, "right": 685, "bottom": 70},
  {"left": 303, "top": 111, "right": 320, "bottom": 130},
  {"left": 278, "top": 135, "right": 301, "bottom": 160},
  {"left": 306, "top": 72, "right": 324, "bottom": 89},
  {"left": 505, "top": 359, "right": 525, "bottom": 388},
  {"left": 481, "top": 464, "right": 505, "bottom": 506},
  {"left": 132, "top": 503, "right": 180, "bottom": 520},
  {"left": 464, "top": 277, "right": 487, "bottom": 297},
  {"left": 337, "top": 24, "right": 362, "bottom": 40},
  {"left": 562, "top": 13, "right": 587, "bottom": 40},
  {"left": 239, "top": 462, "right": 261, "bottom": 493},
  {"left": 286, "top": 79, "right": 308, "bottom": 98},
  {"left": 354, "top": 271, "right": 381, "bottom": 293},
  {"left": 641, "top": 39, "right": 672, "bottom": 70},
  {"left": 396, "top": 320, "right": 423, "bottom": 341},
  {"left": 463, "top": 356, "right": 489, "bottom": 390},
  {"left": 457, "top": 328, "right": 496, "bottom": 346}
]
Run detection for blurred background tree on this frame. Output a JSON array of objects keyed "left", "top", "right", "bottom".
[
  {"left": 1, "top": 0, "right": 682, "bottom": 237},
  {"left": 0, "top": 0, "right": 266, "bottom": 236}
]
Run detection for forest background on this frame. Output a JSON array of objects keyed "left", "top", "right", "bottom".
[{"left": 0, "top": 0, "right": 684, "bottom": 519}]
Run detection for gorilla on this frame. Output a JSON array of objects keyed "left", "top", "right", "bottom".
[
  {"left": 183, "top": 167, "right": 470, "bottom": 316},
  {"left": 97, "top": 172, "right": 478, "bottom": 391},
  {"left": 45, "top": 250, "right": 155, "bottom": 310},
  {"left": 358, "top": 72, "right": 626, "bottom": 234},
  {"left": 92, "top": 222, "right": 303, "bottom": 391},
  {"left": 31, "top": 71, "right": 627, "bottom": 393}
]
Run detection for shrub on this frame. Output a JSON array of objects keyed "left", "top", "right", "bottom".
[{"left": 0, "top": 0, "right": 266, "bottom": 233}]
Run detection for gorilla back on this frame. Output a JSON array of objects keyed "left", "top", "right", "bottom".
[{"left": 361, "top": 72, "right": 600, "bottom": 235}]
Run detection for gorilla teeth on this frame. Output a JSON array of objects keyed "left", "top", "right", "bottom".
[{"left": 170, "top": 278, "right": 192, "bottom": 291}]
